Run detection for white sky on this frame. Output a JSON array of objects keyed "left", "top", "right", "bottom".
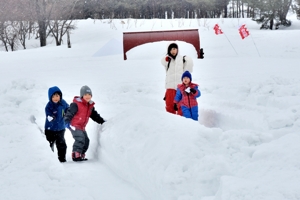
[{"left": 1, "top": 14, "right": 300, "bottom": 200}]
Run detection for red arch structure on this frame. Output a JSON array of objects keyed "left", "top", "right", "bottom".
[{"left": 123, "top": 29, "right": 204, "bottom": 60}]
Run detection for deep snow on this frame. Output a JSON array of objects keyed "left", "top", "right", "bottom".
[{"left": 1, "top": 14, "right": 300, "bottom": 200}]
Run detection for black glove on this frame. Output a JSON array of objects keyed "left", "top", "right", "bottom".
[
  {"left": 190, "top": 88, "right": 196, "bottom": 94},
  {"left": 99, "top": 117, "right": 105, "bottom": 125},
  {"left": 174, "top": 103, "right": 178, "bottom": 111}
]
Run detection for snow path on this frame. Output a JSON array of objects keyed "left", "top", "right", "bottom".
[{"left": 61, "top": 159, "right": 145, "bottom": 199}]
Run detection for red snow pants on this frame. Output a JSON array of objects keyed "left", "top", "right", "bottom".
[{"left": 165, "top": 89, "right": 182, "bottom": 116}]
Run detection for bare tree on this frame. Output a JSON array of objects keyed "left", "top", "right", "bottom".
[
  {"left": 48, "top": 0, "right": 78, "bottom": 46},
  {"left": 34, "top": 0, "right": 55, "bottom": 47},
  {"left": 15, "top": 21, "right": 32, "bottom": 49},
  {"left": 2, "top": 21, "right": 19, "bottom": 51},
  {"left": 0, "top": 22, "right": 9, "bottom": 51},
  {"left": 0, "top": 0, "right": 11, "bottom": 51}
]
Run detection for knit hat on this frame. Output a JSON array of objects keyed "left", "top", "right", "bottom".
[
  {"left": 168, "top": 43, "right": 178, "bottom": 54},
  {"left": 80, "top": 85, "right": 92, "bottom": 97},
  {"left": 182, "top": 71, "right": 192, "bottom": 81}
]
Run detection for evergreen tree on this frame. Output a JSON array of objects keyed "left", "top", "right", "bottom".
[
  {"left": 295, "top": 0, "right": 300, "bottom": 19},
  {"left": 253, "top": 0, "right": 292, "bottom": 30}
]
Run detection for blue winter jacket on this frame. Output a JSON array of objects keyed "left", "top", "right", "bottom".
[{"left": 44, "top": 86, "right": 69, "bottom": 131}]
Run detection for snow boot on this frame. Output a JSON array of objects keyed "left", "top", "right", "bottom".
[
  {"left": 72, "top": 151, "right": 85, "bottom": 162},
  {"left": 81, "top": 153, "right": 88, "bottom": 161},
  {"left": 59, "top": 157, "right": 66, "bottom": 163}
]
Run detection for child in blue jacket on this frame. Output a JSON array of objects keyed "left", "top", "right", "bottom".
[
  {"left": 44, "top": 86, "right": 69, "bottom": 162},
  {"left": 174, "top": 71, "right": 201, "bottom": 121}
]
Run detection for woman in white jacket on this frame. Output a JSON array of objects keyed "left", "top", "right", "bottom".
[{"left": 161, "top": 43, "right": 193, "bottom": 115}]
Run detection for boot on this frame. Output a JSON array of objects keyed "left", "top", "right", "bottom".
[
  {"left": 81, "top": 153, "right": 88, "bottom": 161},
  {"left": 72, "top": 151, "right": 84, "bottom": 162},
  {"left": 58, "top": 157, "right": 66, "bottom": 163}
]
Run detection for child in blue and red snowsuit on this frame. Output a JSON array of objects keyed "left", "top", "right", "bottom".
[
  {"left": 44, "top": 86, "right": 69, "bottom": 162},
  {"left": 64, "top": 85, "right": 105, "bottom": 162},
  {"left": 174, "top": 71, "right": 201, "bottom": 121}
]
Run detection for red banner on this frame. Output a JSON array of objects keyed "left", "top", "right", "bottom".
[
  {"left": 213, "top": 24, "right": 223, "bottom": 35},
  {"left": 239, "top": 24, "right": 250, "bottom": 39}
]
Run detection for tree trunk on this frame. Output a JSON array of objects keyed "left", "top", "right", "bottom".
[
  {"left": 270, "top": 17, "right": 274, "bottom": 30},
  {"left": 237, "top": 0, "right": 240, "bottom": 17},
  {"left": 232, "top": 1, "right": 235, "bottom": 18},
  {"left": 38, "top": 20, "right": 47, "bottom": 46},
  {"left": 246, "top": 6, "right": 250, "bottom": 18},
  {"left": 55, "top": 37, "right": 61, "bottom": 46},
  {"left": 67, "top": 30, "right": 71, "bottom": 48},
  {"left": 241, "top": 1, "right": 244, "bottom": 18},
  {"left": 36, "top": 0, "right": 47, "bottom": 47}
]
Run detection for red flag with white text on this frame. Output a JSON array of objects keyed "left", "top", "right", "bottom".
[
  {"left": 239, "top": 24, "right": 250, "bottom": 39},
  {"left": 213, "top": 24, "right": 223, "bottom": 35}
]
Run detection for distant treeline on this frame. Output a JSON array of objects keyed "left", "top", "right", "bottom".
[
  {"left": 1, "top": 0, "right": 299, "bottom": 20},
  {"left": 64, "top": 0, "right": 299, "bottom": 20}
]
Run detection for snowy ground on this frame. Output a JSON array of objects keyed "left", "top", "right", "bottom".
[{"left": 1, "top": 14, "right": 300, "bottom": 200}]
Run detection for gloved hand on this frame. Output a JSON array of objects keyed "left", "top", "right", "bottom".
[
  {"left": 66, "top": 123, "right": 75, "bottom": 130},
  {"left": 65, "top": 123, "right": 70, "bottom": 129},
  {"left": 165, "top": 56, "right": 171, "bottom": 62},
  {"left": 99, "top": 117, "right": 106, "bottom": 125},
  {"left": 174, "top": 103, "right": 178, "bottom": 111},
  {"left": 190, "top": 88, "right": 196, "bottom": 94}
]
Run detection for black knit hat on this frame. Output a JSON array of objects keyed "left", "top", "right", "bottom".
[{"left": 168, "top": 43, "right": 178, "bottom": 54}]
